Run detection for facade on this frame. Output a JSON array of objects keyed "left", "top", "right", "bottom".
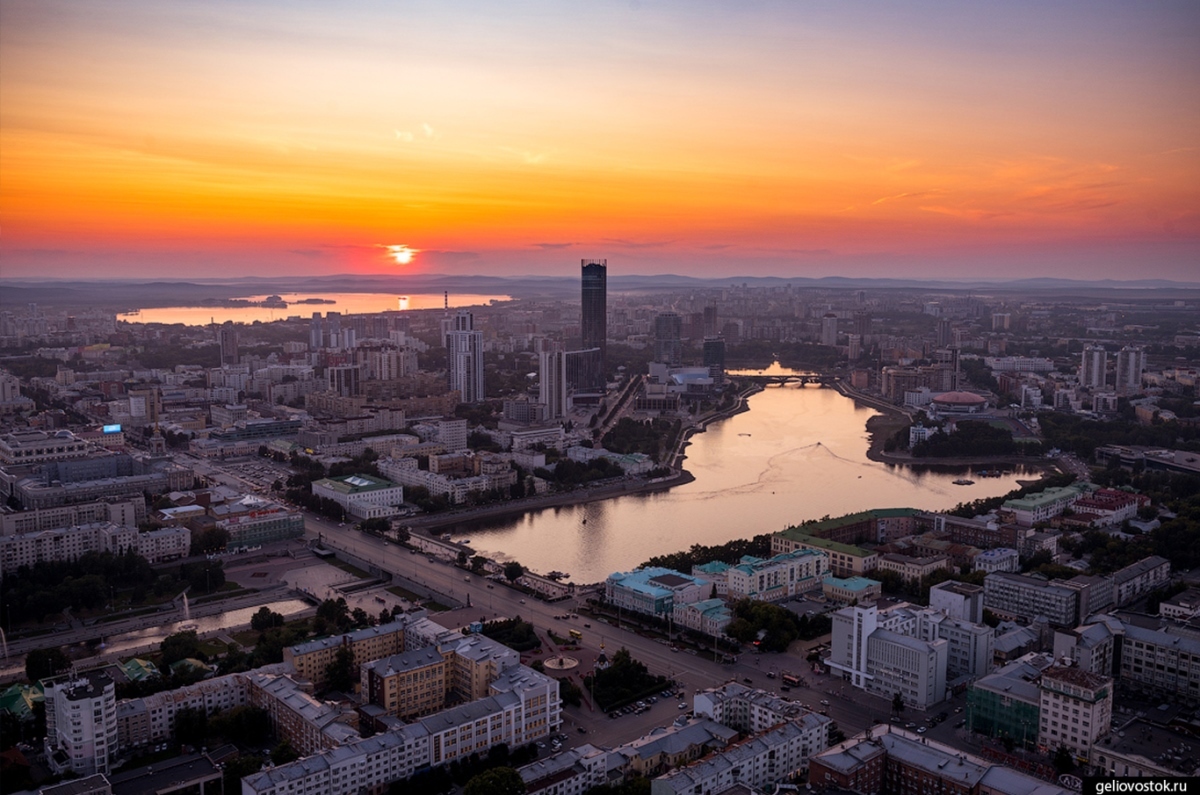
[
  {"left": 724, "top": 549, "right": 829, "bottom": 602},
  {"left": 217, "top": 507, "right": 304, "bottom": 549},
  {"left": 44, "top": 672, "right": 118, "bottom": 776},
  {"left": 928, "top": 580, "right": 984, "bottom": 624},
  {"left": 217, "top": 321, "right": 240, "bottom": 366},
  {"left": 967, "top": 658, "right": 1048, "bottom": 750},
  {"left": 983, "top": 572, "right": 1079, "bottom": 627},
  {"left": 1119, "top": 622, "right": 1200, "bottom": 699},
  {"left": 247, "top": 673, "right": 359, "bottom": 757},
  {"left": 580, "top": 259, "right": 607, "bottom": 385},
  {"left": 1036, "top": 666, "right": 1113, "bottom": 761},
  {"left": 876, "top": 553, "right": 951, "bottom": 584},
  {"left": 829, "top": 603, "right": 948, "bottom": 711},
  {"left": 0, "top": 522, "right": 190, "bottom": 575},
  {"left": 1080, "top": 345, "right": 1108, "bottom": 390},
  {"left": 1115, "top": 345, "right": 1146, "bottom": 393},
  {"left": 0, "top": 429, "right": 92, "bottom": 465},
  {"left": 361, "top": 647, "right": 451, "bottom": 720},
  {"left": 653, "top": 312, "right": 683, "bottom": 366},
  {"left": 651, "top": 719, "right": 831, "bottom": 795},
  {"left": 822, "top": 575, "right": 882, "bottom": 605},
  {"left": 1111, "top": 555, "right": 1170, "bottom": 607},
  {"left": 517, "top": 744, "right": 609, "bottom": 795},
  {"left": 539, "top": 349, "right": 568, "bottom": 420},
  {"left": 446, "top": 311, "right": 484, "bottom": 404},
  {"left": 311, "top": 474, "right": 404, "bottom": 520},
  {"left": 605, "top": 567, "right": 707, "bottom": 618},
  {"left": 284, "top": 620, "right": 409, "bottom": 688},
  {"left": 693, "top": 683, "right": 832, "bottom": 738},
  {"left": 672, "top": 598, "right": 732, "bottom": 637},
  {"left": 1091, "top": 718, "right": 1200, "bottom": 778},
  {"left": 972, "top": 547, "right": 1020, "bottom": 574},
  {"left": 809, "top": 725, "right": 1071, "bottom": 795},
  {"left": 1001, "top": 485, "right": 1086, "bottom": 526},
  {"left": 772, "top": 532, "right": 877, "bottom": 577}
]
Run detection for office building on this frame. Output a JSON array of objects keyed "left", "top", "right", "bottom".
[
  {"left": 694, "top": 683, "right": 832, "bottom": 737},
  {"left": 580, "top": 259, "right": 607, "bottom": 381},
  {"left": 446, "top": 310, "right": 484, "bottom": 403},
  {"left": 217, "top": 321, "right": 240, "bottom": 366},
  {"left": 654, "top": 312, "right": 683, "bottom": 366},
  {"left": 702, "top": 336, "right": 725, "bottom": 381},
  {"left": 672, "top": 598, "right": 732, "bottom": 637},
  {"left": 605, "top": 567, "right": 708, "bottom": 618},
  {"left": 284, "top": 620, "right": 410, "bottom": 688},
  {"left": 1037, "top": 666, "right": 1112, "bottom": 761},
  {"left": 829, "top": 603, "right": 947, "bottom": 711},
  {"left": 326, "top": 365, "right": 361, "bottom": 398},
  {"left": 724, "top": 549, "right": 830, "bottom": 602},
  {"left": 928, "top": 580, "right": 984, "bottom": 624},
  {"left": 1111, "top": 555, "right": 1170, "bottom": 607},
  {"left": 966, "top": 657, "right": 1049, "bottom": 749},
  {"left": 983, "top": 572, "right": 1079, "bottom": 627},
  {"left": 539, "top": 348, "right": 568, "bottom": 419}
]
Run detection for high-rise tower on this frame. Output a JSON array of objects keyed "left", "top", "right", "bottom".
[
  {"left": 1080, "top": 345, "right": 1108, "bottom": 390},
  {"left": 447, "top": 310, "right": 484, "bottom": 403},
  {"left": 581, "top": 259, "right": 607, "bottom": 380},
  {"left": 217, "top": 321, "right": 240, "bottom": 366}
]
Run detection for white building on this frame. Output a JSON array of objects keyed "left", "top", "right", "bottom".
[
  {"left": 693, "top": 683, "right": 832, "bottom": 738},
  {"left": 1115, "top": 345, "right": 1146, "bottom": 393},
  {"left": 539, "top": 349, "right": 568, "bottom": 420},
  {"left": 829, "top": 603, "right": 949, "bottom": 711},
  {"left": 972, "top": 547, "right": 1020, "bottom": 574},
  {"left": 1037, "top": 666, "right": 1113, "bottom": 761},
  {"left": 447, "top": 311, "right": 484, "bottom": 404},
  {"left": 44, "top": 672, "right": 118, "bottom": 776},
  {"left": 1080, "top": 346, "right": 1108, "bottom": 389},
  {"left": 672, "top": 598, "right": 732, "bottom": 637},
  {"left": 1111, "top": 555, "right": 1170, "bottom": 607},
  {"left": 605, "top": 567, "right": 708, "bottom": 619},
  {"left": 311, "top": 473, "right": 405, "bottom": 520},
  {"left": 928, "top": 580, "right": 984, "bottom": 624},
  {"left": 651, "top": 718, "right": 830, "bottom": 795},
  {"left": 725, "top": 549, "right": 829, "bottom": 602}
]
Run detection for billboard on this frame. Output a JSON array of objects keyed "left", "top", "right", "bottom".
[{"left": 102, "top": 424, "right": 122, "bottom": 434}]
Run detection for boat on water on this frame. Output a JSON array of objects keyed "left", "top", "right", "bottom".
[
  {"left": 952, "top": 478, "right": 975, "bottom": 486},
  {"left": 738, "top": 433, "right": 752, "bottom": 437}
]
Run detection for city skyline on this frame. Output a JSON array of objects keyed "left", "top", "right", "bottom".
[{"left": 1, "top": 1, "right": 1197, "bottom": 282}]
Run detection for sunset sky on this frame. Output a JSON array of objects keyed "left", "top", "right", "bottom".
[{"left": 1, "top": 1, "right": 1197, "bottom": 282}]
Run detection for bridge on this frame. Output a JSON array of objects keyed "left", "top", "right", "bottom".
[{"left": 737, "top": 373, "right": 838, "bottom": 385}]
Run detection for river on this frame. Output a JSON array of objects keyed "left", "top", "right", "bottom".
[
  {"left": 117, "top": 292, "right": 509, "bottom": 326},
  {"left": 449, "top": 381, "right": 1034, "bottom": 583}
]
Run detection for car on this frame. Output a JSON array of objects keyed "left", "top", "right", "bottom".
[
  {"left": 520, "top": 599, "right": 526, "bottom": 604},
  {"left": 464, "top": 576, "right": 471, "bottom": 581},
  {"left": 766, "top": 672, "right": 776, "bottom": 679},
  {"left": 743, "top": 678, "right": 753, "bottom": 684},
  {"left": 780, "top": 686, "right": 790, "bottom": 692},
  {"left": 955, "top": 719, "right": 966, "bottom": 728},
  {"left": 905, "top": 722, "right": 916, "bottom": 729},
  {"left": 486, "top": 584, "right": 493, "bottom": 589},
  {"left": 610, "top": 713, "right": 619, "bottom": 719},
  {"left": 917, "top": 727, "right": 927, "bottom": 734},
  {"left": 954, "top": 706, "right": 963, "bottom": 714},
  {"left": 678, "top": 703, "right": 687, "bottom": 709},
  {"left": 820, "top": 699, "right": 829, "bottom": 706},
  {"left": 577, "top": 727, "right": 586, "bottom": 734},
  {"left": 636, "top": 701, "right": 645, "bottom": 708}
]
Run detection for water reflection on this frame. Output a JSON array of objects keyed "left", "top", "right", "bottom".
[
  {"left": 118, "top": 293, "right": 509, "bottom": 326},
  {"left": 452, "top": 385, "right": 1034, "bottom": 582}
]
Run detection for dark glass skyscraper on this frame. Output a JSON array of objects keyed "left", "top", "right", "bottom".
[{"left": 580, "top": 259, "right": 607, "bottom": 380}]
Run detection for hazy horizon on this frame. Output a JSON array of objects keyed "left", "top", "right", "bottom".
[{"left": 3, "top": 1, "right": 1197, "bottom": 281}]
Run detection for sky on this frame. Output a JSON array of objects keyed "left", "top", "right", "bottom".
[{"left": 1, "top": 0, "right": 1198, "bottom": 282}]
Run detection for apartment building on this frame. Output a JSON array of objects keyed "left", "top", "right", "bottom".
[
  {"left": 284, "top": 620, "right": 409, "bottom": 688},
  {"left": 724, "top": 549, "right": 829, "bottom": 602},
  {"left": 241, "top": 667, "right": 560, "bottom": 795},
  {"left": 1001, "top": 485, "right": 1088, "bottom": 526},
  {"left": 361, "top": 646, "right": 452, "bottom": 720},
  {"left": 651, "top": 719, "right": 832, "bottom": 795},
  {"left": 116, "top": 668, "right": 271, "bottom": 749},
  {"left": 1118, "top": 622, "right": 1200, "bottom": 700},
  {"left": 693, "top": 683, "right": 832, "bottom": 738},
  {"left": 928, "top": 580, "right": 984, "bottom": 624},
  {"left": 44, "top": 672, "right": 118, "bottom": 776},
  {"left": 875, "top": 553, "right": 952, "bottom": 584},
  {"left": 0, "top": 497, "right": 143, "bottom": 535},
  {"left": 1037, "top": 666, "right": 1113, "bottom": 761},
  {"left": 517, "top": 744, "right": 609, "bottom": 795}
]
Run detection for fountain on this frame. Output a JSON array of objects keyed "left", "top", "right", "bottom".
[{"left": 179, "top": 593, "right": 198, "bottom": 632}]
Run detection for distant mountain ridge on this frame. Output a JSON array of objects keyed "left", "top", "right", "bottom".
[{"left": 2, "top": 272, "right": 1198, "bottom": 308}]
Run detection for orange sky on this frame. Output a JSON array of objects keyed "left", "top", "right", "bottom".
[{"left": 2, "top": 1, "right": 1197, "bottom": 281}]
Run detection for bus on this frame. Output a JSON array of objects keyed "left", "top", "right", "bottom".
[
  {"left": 568, "top": 629, "right": 583, "bottom": 641},
  {"left": 782, "top": 672, "right": 803, "bottom": 687}
]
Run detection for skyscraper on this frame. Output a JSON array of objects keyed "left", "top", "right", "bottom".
[
  {"left": 218, "top": 321, "right": 240, "bottom": 366},
  {"left": 447, "top": 310, "right": 484, "bottom": 403},
  {"left": 539, "top": 348, "right": 568, "bottom": 419},
  {"left": 821, "top": 313, "right": 839, "bottom": 347},
  {"left": 581, "top": 259, "right": 607, "bottom": 379},
  {"left": 1080, "top": 346, "right": 1108, "bottom": 390},
  {"left": 654, "top": 311, "right": 683, "bottom": 366},
  {"left": 1115, "top": 345, "right": 1146, "bottom": 393}
]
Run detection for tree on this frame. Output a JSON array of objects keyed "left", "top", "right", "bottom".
[
  {"left": 190, "top": 526, "right": 231, "bottom": 555},
  {"left": 251, "top": 607, "right": 284, "bottom": 632},
  {"left": 892, "top": 692, "right": 905, "bottom": 717},
  {"left": 1053, "top": 744, "right": 1075, "bottom": 775},
  {"left": 25, "top": 647, "right": 70, "bottom": 683},
  {"left": 324, "top": 647, "right": 356, "bottom": 693},
  {"left": 272, "top": 740, "right": 299, "bottom": 765},
  {"left": 504, "top": 561, "right": 525, "bottom": 582},
  {"left": 317, "top": 597, "right": 351, "bottom": 630},
  {"left": 173, "top": 706, "right": 208, "bottom": 745},
  {"left": 463, "top": 767, "right": 526, "bottom": 795},
  {"left": 160, "top": 630, "right": 202, "bottom": 667}
]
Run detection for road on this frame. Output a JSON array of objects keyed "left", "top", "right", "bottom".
[{"left": 307, "top": 513, "right": 886, "bottom": 746}]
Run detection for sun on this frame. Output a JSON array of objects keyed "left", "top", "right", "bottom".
[{"left": 384, "top": 244, "right": 419, "bottom": 265}]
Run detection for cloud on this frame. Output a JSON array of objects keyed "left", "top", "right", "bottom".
[
  {"left": 533, "top": 242, "right": 575, "bottom": 250},
  {"left": 871, "top": 190, "right": 939, "bottom": 206},
  {"left": 394, "top": 129, "right": 414, "bottom": 142},
  {"left": 287, "top": 249, "right": 326, "bottom": 258},
  {"left": 602, "top": 238, "right": 674, "bottom": 249},
  {"left": 919, "top": 205, "right": 1013, "bottom": 221},
  {"left": 702, "top": 244, "right": 732, "bottom": 250},
  {"left": 421, "top": 123, "right": 435, "bottom": 138}
]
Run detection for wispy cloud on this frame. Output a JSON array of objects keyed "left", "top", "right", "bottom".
[
  {"left": 603, "top": 238, "right": 674, "bottom": 249},
  {"left": 421, "top": 123, "right": 435, "bottom": 138},
  {"left": 394, "top": 129, "right": 414, "bottom": 142},
  {"left": 871, "top": 190, "right": 939, "bottom": 206},
  {"left": 533, "top": 242, "right": 574, "bottom": 249},
  {"left": 500, "top": 147, "right": 549, "bottom": 165}
]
